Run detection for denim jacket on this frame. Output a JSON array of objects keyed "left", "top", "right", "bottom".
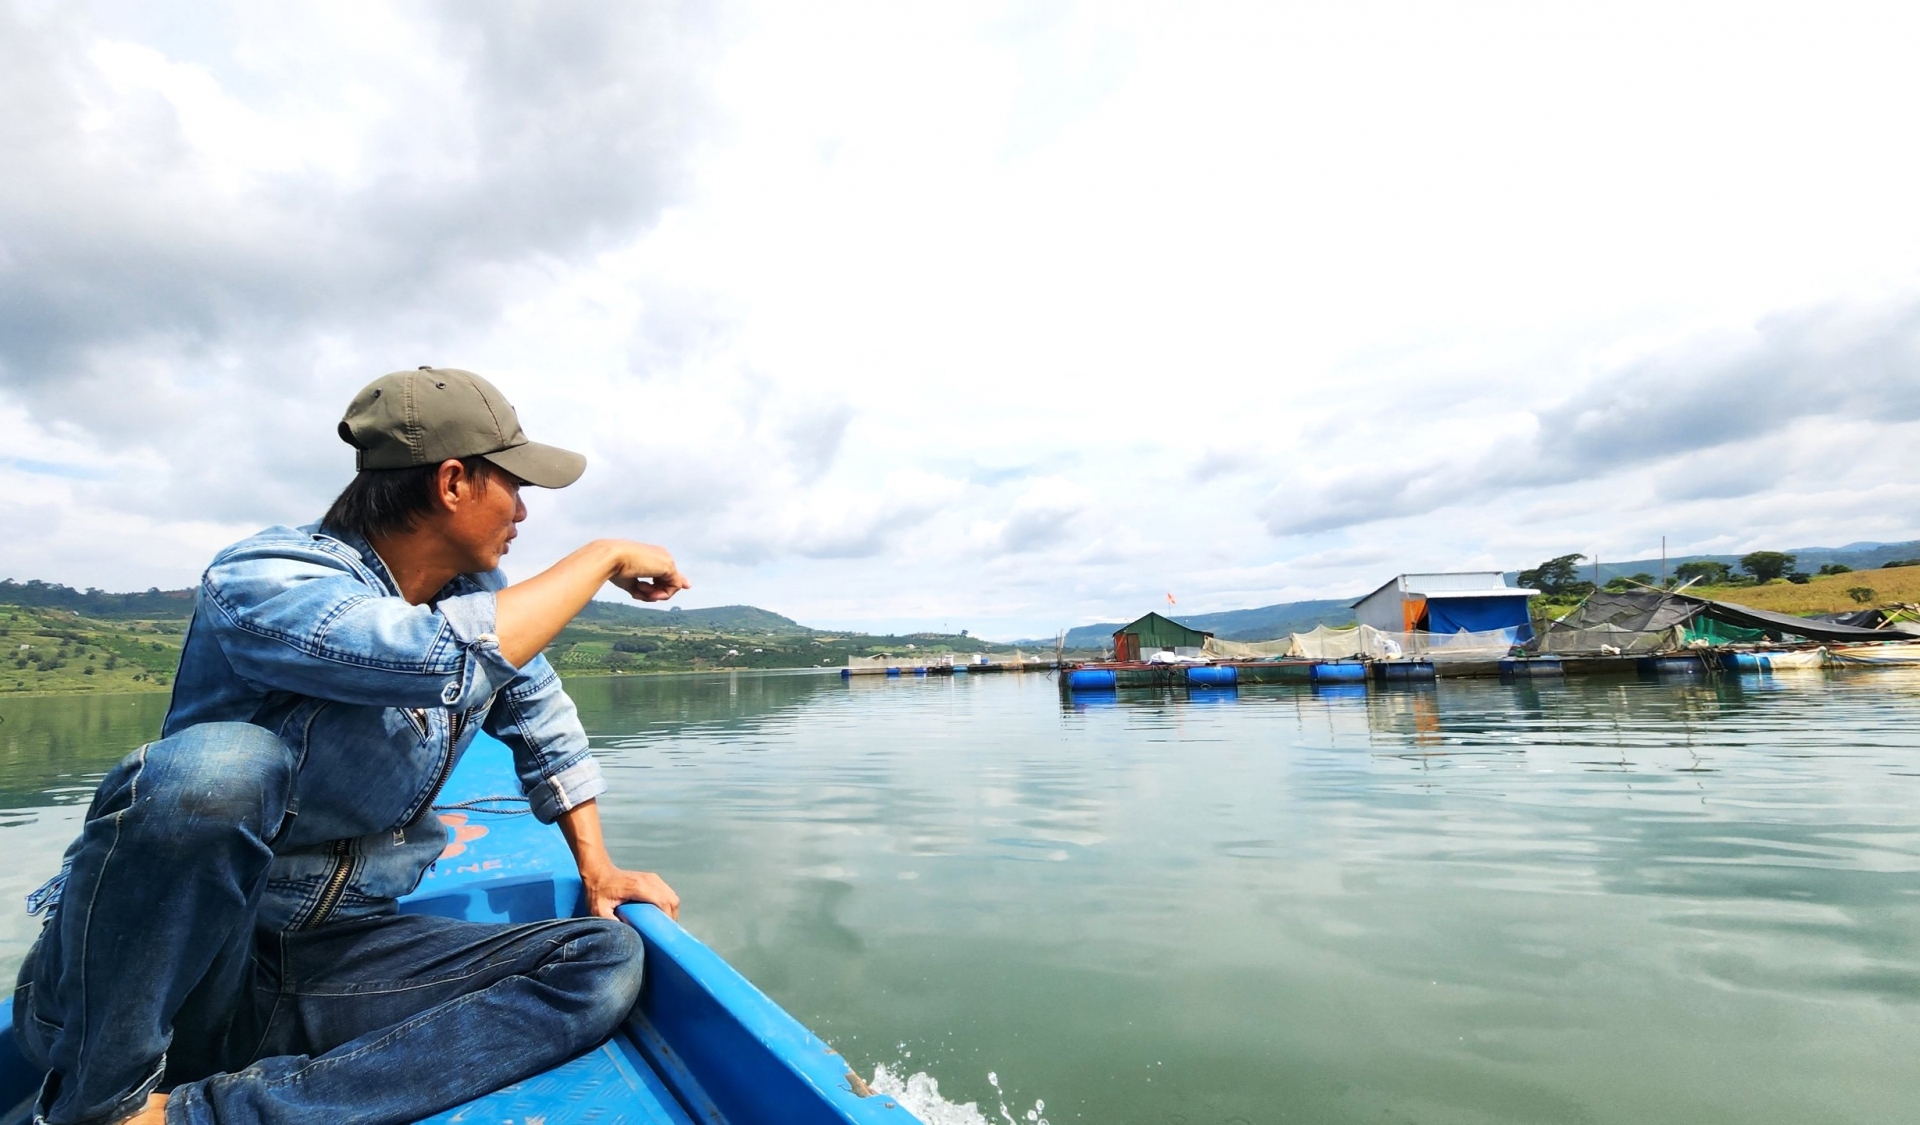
[{"left": 162, "top": 523, "right": 605, "bottom": 931}]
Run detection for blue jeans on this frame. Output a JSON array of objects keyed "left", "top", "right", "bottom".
[{"left": 12, "top": 723, "right": 643, "bottom": 1125}]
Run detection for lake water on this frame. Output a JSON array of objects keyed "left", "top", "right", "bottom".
[{"left": 4, "top": 669, "right": 1920, "bottom": 1124}]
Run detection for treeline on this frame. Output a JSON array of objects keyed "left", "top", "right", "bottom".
[
  {"left": 0, "top": 579, "right": 195, "bottom": 619},
  {"left": 1518, "top": 551, "right": 1919, "bottom": 599}
]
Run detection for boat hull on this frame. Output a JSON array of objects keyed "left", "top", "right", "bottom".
[{"left": 0, "top": 734, "right": 918, "bottom": 1125}]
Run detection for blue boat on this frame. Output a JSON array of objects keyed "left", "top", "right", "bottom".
[{"left": 0, "top": 735, "right": 922, "bottom": 1125}]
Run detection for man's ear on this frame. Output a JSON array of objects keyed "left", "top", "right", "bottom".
[{"left": 432, "top": 459, "right": 468, "bottom": 512}]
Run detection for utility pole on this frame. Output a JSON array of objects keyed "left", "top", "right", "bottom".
[{"left": 1661, "top": 536, "right": 1667, "bottom": 587}]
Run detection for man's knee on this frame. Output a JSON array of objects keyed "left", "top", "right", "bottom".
[
  {"left": 95, "top": 723, "right": 294, "bottom": 842},
  {"left": 563, "top": 918, "right": 644, "bottom": 1030}
]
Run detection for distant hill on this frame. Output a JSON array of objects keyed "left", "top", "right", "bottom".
[
  {"left": 0, "top": 579, "right": 197, "bottom": 619},
  {"left": 1047, "top": 597, "right": 1359, "bottom": 649},
  {"left": 1502, "top": 540, "right": 1920, "bottom": 585},
  {"left": 0, "top": 577, "right": 806, "bottom": 634},
  {"left": 573, "top": 601, "right": 804, "bottom": 633}
]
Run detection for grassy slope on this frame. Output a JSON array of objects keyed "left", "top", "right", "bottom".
[
  {"left": 0, "top": 601, "right": 1019, "bottom": 693},
  {"left": 1688, "top": 565, "right": 1920, "bottom": 615},
  {"left": 0, "top": 608, "right": 185, "bottom": 694}
]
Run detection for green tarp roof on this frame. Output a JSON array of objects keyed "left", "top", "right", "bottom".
[{"left": 1114, "top": 612, "right": 1212, "bottom": 647}]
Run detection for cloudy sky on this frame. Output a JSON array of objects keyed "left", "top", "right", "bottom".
[{"left": 4, "top": 1, "right": 1920, "bottom": 639}]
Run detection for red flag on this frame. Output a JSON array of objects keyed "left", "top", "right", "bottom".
[{"left": 1166, "top": 592, "right": 1176, "bottom": 605}]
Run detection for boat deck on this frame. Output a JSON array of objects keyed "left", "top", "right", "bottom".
[{"left": 425, "top": 1038, "right": 694, "bottom": 1125}]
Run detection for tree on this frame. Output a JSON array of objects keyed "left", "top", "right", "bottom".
[
  {"left": 1518, "top": 553, "right": 1589, "bottom": 596},
  {"left": 1602, "top": 574, "right": 1656, "bottom": 591},
  {"left": 1818, "top": 563, "right": 1853, "bottom": 575},
  {"left": 1674, "top": 560, "right": 1731, "bottom": 585},
  {"left": 1848, "top": 586, "right": 1876, "bottom": 604},
  {"left": 1740, "top": 551, "right": 1796, "bottom": 583}
]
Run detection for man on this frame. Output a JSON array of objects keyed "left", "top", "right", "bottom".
[{"left": 13, "top": 368, "right": 688, "bottom": 1125}]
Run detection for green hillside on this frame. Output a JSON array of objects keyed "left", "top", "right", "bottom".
[
  {"left": 0, "top": 593, "right": 1015, "bottom": 693},
  {"left": 0, "top": 608, "right": 186, "bottom": 694}
]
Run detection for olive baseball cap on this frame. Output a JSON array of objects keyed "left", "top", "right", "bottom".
[{"left": 337, "top": 367, "right": 586, "bottom": 488}]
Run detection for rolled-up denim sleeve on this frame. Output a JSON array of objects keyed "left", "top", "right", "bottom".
[
  {"left": 482, "top": 656, "right": 606, "bottom": 823},
  {"left": 202, "top": 541, "right": 520, "bottom": 711}
]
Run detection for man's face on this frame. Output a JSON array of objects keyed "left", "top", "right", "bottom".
[{"left": 443, "top": 468, "right": 527, "bottom": 573}]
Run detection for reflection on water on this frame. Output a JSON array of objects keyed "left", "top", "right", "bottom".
[
  {"left": 0, "top": 693, "right": 169, "bottom": 808},
  {"left": 5, "top": 670, "right": 1920, "bottom": 1124}
]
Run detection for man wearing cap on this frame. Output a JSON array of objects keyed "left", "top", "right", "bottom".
[{"left": 14, "top": 369, "right": 689, "bottom": 1125}]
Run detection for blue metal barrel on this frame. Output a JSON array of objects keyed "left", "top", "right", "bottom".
[
  {"left": 885, "top": 667, "right": 901, "bottom": 677},
  {"left": 1638, "top": 655, "right": 1707, "bottom": 676},
  {"left": 1721, "top": 652, "right": 1768, "bottom": 672},
  {"left": 1311, "top": 662, "right": 1368, "bottom": 683},
  {"left": 1186, "top": 665, "right": 1238, "bottom": 687},
  {"left": 1067, "top": 668, "right": 1118, "bottom": 691},
  {"left": 1499, "top": 657, "right": 1564, "bottom": 677},
  {"left": 1374, "top": 661, "right": 1435, "bottom": 681},
  {"left": 839, "top": 668, "right": 851, "bottom": 678}
]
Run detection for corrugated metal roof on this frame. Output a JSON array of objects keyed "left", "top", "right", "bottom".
[
  {"left": 1402, "top": 572, "right": 1510, "bottom": 593},
  {"left": 1351, "top": 572, "right": 1535, "bottom": 608}
]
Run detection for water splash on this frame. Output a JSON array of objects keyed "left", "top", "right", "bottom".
[{"left": 870, "top": 1064, "right": 1047, "bottom": 1125}]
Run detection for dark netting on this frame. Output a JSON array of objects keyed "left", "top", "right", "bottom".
[
  {"left": 1528, "top": 592, "right": 1701, "bottom": 655},
  {"left": 1530, "top": 590, "right": 1904, "bottom": 655}
]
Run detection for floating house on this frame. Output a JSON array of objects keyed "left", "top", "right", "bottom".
[
  {"left": 1352, "top": 572, "right": 1540, "bottom": 640},
  {"left": 1112, "top": 612, "right": 1213, "bottom": 662}
]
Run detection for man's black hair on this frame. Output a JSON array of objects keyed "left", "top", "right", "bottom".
[{"left": 321, "top": 456, "right": 497, "bottom": 542}]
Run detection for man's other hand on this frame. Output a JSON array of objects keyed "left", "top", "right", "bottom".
[
  {"left": 494, "top": 539, "right": 691, "bottom": 666},
  {"left": 606, "top": 540, "right": 691, "bottom": 603},
  {"left": 582, "top": 863, "right": 681, "bottom": 922},
  {"left": 614, "top": 571, "right": 690, "bottom": 603}
]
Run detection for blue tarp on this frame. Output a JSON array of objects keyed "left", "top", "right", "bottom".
[{"left": 1425, "top": 595, "right": 1533, "bottom": 641}]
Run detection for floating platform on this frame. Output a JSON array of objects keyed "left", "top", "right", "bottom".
[
  {"left": 1063, "top": 660, "right": 1321, "bottom": 691},
  {"left": 1055, "top": 641, "right": 1916, "bottom": 696},
  {"left": 843, "top": 659, "right": 1057, "bottom": 678}
]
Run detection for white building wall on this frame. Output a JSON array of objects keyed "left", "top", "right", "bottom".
[{"left": 1352, "top": 582, "right": 1409, "bottom": 632}]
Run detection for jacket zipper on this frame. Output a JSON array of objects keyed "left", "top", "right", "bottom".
[
  {"left": 434, "top": 706, "right": 469, "bottom": 802},
  {"left": 301, "top": 706, "right": 471, "bottom": 931},
  {"left": 303, "top": 698, "right": 476, "bottom": 929},
  {"left": 300, "top": 838, "right": 355, "bottom": 930}
]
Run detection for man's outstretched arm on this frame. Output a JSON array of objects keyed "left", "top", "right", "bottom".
[
  {"left": 557, "top": 798, "right": 681, "bottom": 920},
  {"left": 493, "top": 539, "right": 690, "bottom": 667}
]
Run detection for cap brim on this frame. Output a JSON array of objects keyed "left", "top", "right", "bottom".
[{"left": 481, "top": 441, "right": 587, "bottom": 489}]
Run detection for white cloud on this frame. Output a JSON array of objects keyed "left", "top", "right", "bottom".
[{"left": 5, "top": 1, "right": 1920, "bottom": 638}]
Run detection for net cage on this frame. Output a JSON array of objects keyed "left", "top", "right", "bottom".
[
  {"left": 1204, "top": 625, "right": 1522, "bottom": 662},
  {"left": 1526, "top": 591, "right": 1700, "bottom": 655}
]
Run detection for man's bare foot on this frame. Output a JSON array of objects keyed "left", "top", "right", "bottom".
[{"left": 125, "top": 1092, "right": 166, "bottom": 1125}]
